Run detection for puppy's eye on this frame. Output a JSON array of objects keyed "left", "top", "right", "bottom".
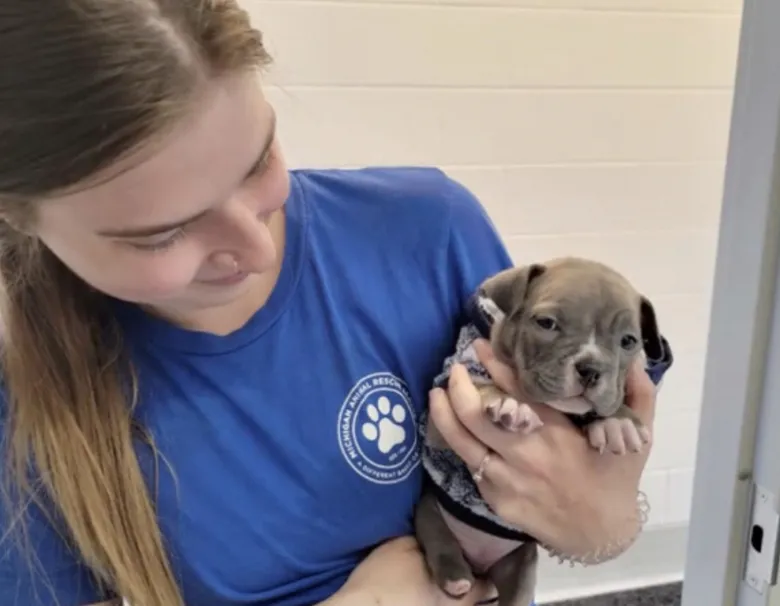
[
  {"left": 534, "top": 316, "right": 558, "bottom": 331},
  {"left": 620, "top": 334, "right": 638, "bottom": 350}
]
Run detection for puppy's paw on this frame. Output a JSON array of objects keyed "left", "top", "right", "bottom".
[
  {"left": 587, "top": 417, "right": 650, "bottom": 455},
  {"left": 432, "top": 553, "right": 475, "bottom": 599},
  {"left": 443, "top": 578, "right": 473, "bottom": 599},
  {"left": 485, "top": 396, "right": 543, "bottom": 434}
]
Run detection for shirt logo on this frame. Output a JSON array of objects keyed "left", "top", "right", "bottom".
[{"left": 337, "top": 372, "right": 420, "bottom": 485}]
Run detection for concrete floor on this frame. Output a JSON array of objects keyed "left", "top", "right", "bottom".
[{"left": 547, "top": 582, "right": 682, "bottom": 606}]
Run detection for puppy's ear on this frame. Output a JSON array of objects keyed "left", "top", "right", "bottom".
[
  {"left": 639, "top": 295, "right": 663, "bottom": 359},
  {"left": 481, "top": 264, "right": 546, "bottom": 315}
]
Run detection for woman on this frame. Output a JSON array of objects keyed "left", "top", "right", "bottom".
[{"left": 0, "top": 2, "right": 664, "bottom": 606}]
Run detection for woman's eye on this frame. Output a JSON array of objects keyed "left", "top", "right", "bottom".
[
  {"left": 620, "top": 334, "right": 639, "bottom": 350},
  {"left": 534, "top": 316, "right": 558, "bottom": 331},
  {"left": 126, "top": 229, "right": 186, "bottom": 253},
  {"left": 247, "top": 148, "right": 274, "bottom": 180}
]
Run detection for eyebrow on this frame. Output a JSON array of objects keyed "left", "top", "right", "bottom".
[{"left": 97, "top": 112, "right": 278, "bottom": 238}]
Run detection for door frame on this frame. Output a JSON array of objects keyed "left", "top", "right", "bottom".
[{"left": 681, "top": 0, "right": 780, "bottom": 604}]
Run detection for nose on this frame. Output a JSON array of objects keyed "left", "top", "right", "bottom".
[
  {"left": 575, "top": 361, "right": 601, "bottom": 388},
  {"left": 217, "top": 202, "right": 278, "bottom": 274}
]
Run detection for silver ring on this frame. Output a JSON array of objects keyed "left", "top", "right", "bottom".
[{"left": 473, "top": 451, "right": 492, "bottom": 483}]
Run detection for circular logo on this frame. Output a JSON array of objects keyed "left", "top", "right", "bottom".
[{"left": 337, "top": 372, "right": 420, "bottom": 485}]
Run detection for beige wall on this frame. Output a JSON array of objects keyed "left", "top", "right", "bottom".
[{"left": 245, "top": 0, "right": 743, "bottom": 600}]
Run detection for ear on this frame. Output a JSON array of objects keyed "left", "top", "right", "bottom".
[
  {"left": 639, "top": 295, "right": 663, "bottom": 359},
  {"left": 481, "top": 264, "right": 546, "bottom": 315}
]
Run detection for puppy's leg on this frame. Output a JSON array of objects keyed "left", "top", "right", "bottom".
[
  {"left": 414, "top": 490, "right": 475, "bottom": 598},
  {"left": 486, "top": 542, "right": 539, "bottom": 606},
  {"left": 586, "top": 405, "right": 651, "bottom": 455},
  {"left": 481, "top": 385, "right": 544, "bottom": 434}
]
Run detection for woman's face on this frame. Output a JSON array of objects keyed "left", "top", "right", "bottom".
[{"left": 34, "top": 72, "right": 290, "bottom": 322}]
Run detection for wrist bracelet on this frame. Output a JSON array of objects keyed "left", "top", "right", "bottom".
[{"left": 540, "top": 490, "right": 650, "bottom": 567}]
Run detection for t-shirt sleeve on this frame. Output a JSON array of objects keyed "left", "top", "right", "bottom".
[
  {"left": 1, "top": 423, "right": 110, "bottom": 605},
  {"left": 441, "top": 175, "right": 514, "bottom": 317}
]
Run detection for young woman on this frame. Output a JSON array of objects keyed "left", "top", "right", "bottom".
[{"left": 0, "top": 2, "right": 664, "bottom": 606}]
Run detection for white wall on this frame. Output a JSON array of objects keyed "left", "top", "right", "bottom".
[{"left": 245, "top": 0, "right": 743, "bottom": 600}]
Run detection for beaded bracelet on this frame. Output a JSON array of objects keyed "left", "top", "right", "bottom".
[{"left": 541, "top": 490, "right": 650, "bottom": 567}]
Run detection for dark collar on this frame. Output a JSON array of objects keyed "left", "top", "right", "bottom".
[{"left": 464, "top": 290, "right": 502, "bottom": 339}]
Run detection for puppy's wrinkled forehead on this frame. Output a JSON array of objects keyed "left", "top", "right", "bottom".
[{"left": 527, "top": 258, "right": 641, "bottom": 327}]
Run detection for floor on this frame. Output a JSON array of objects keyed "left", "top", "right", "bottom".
[{"left": 547, "top": 582, "right": 682, "bottom": 606}]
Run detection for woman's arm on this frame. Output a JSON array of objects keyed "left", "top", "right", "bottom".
[
  {"left": 320, "top": 537, "right": 495, "bottom": 606},
  {"left": 316, "top": 591, "right": 366, "bottom": 606}
]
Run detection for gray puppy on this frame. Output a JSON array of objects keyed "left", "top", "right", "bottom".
[{"left": 415, "top": 256, "right": 673, "bottom": 606}]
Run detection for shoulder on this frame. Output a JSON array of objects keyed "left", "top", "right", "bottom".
[
  {"left": 293, "top": 166, "right": 512, "bottom": 317},
  {"left": 292, "top": 165, "right": 492, "bottom": 234}
]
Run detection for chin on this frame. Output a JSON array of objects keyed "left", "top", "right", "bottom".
[{"left": 151, "top": 282, "right": 252, "bottom": 315}]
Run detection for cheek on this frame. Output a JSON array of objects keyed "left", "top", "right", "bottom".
[
  {"left": 233, "top": 152, "right": 290, "bottom": 224},
  {"left": 101, "top": 251, "right": 205, "bottom": 301},
  {"left": 54, "top": 237, "right": 206, "bottom": 303},
  {"left": 522, "top": 333, "right": 565, "bottom": 366},
  {"left": 260, "top": 146, "right": 291, "bottom": 212},
  {"left": 109, "top": 268, "right": 190, "bottom": 301}
]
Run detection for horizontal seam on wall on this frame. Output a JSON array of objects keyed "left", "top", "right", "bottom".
[
  {"left": 256, "top": 0, "right": 741, "bottom": 17},
  {"left": 267, "top": 84, "right": 734, "bottom": 92}
]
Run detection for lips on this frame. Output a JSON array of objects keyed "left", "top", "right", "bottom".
[{"left": 199, "top": 271, "right": 249, "bottom": 286}]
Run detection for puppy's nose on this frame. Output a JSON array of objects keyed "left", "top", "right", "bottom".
[{"left": 575, "top": 361, "right": 601, "bottom": 387}]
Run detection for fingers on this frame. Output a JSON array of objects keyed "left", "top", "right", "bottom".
[
  {"left": 428, "top": 369, "right": 530, "bottom": 496},
  {"left": 472, "top": 581, "right": 499, "bottom": 606},
  {"left": 625, "top": 358, "right": 657, "bottom": 426},
  {"left": 429, "top": 385, "right": 491, "bottom": 472},
  {"left": 474, "top": 339, "right": 519, "bottom": 395},
  {"left": 474, "top": 339, "right": 569, "bottom": 425},
  {"left": 448, "top": 364, "right": 515, "bottom": 450}
]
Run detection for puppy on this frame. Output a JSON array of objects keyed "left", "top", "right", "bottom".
[{"left": 415, "top": 256, "right": 673, "bottom": 606}]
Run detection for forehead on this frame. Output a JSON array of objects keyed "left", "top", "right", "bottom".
[
  {"left": 532, "top": 266, "right": 639, "bottom": 317},
  {"left": 39, "top": 72, "right": 273, "bottom": 231}
]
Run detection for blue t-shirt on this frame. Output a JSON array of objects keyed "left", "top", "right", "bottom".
[{"left": 0, "top": 167, "right": 514, "bottom": 606}]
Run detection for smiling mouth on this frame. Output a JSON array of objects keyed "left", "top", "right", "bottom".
[{"left": 198, "top": 271, "right": 249, "bottom": 286}]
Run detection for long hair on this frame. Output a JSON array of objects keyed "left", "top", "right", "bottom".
[{"left": 0, "top": 2, "right": 271, "bottom": 605}]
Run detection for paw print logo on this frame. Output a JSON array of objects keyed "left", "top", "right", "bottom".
[
  {"left": 361, "top": 396, "right": 408, "bottom": 454},
  {"left": 337, "top": 372, "right": 420, "bottom": 485}
]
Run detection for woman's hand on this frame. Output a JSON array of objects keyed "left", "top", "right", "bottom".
[
  {"left": 429, "top": 338, "right": 657, "bottom": 562},
  {"left": 328, "top": 536, "right": 497, "bottom": 606}
]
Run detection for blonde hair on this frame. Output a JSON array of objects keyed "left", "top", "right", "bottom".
[{"left": 0, "top": 2, "right": 271, "bottom": 605}]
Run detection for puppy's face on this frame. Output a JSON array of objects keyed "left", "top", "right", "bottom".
[{"left": 482, "top": 257, "right": 659, "bottom": 417}]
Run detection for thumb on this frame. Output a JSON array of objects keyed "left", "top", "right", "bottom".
[
  {"left": 625, "top": 357, "right": 657, "bottom": 425},
  {"left": 474, "top": 339, "right": 518, "bottom": 395}
]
